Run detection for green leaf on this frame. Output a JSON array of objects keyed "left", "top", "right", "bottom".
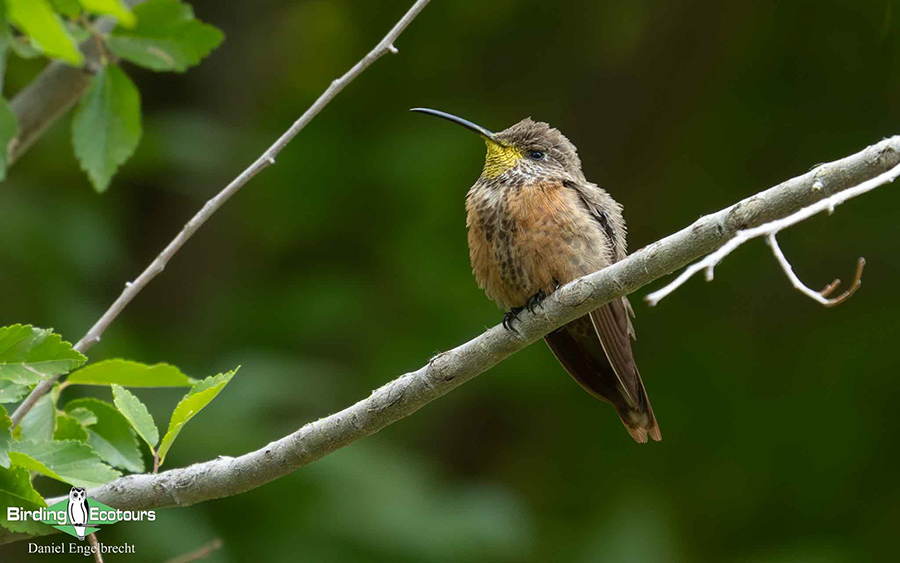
[
  {"left": 111, "top": 384, "right": 158, "bottom": 450},
  {"left": 9, "top": 440, "right": 121, "bottom": 488},
  {"left": 0, "top": 97, "right": 17, "bottom": 181},
  {"left": 157, "top": 368, "right": 237, "bottom": 465},
  {"left": 67, "top": 407, "right": 97, "bottom": 426},
  {"left": 71, "top": 64, "right": 141, "bottom": 192},
  {"left": 64, "top": 398, "right": 144, "bottom": 473},
  {"left": 78, "top": 0, "right": 135, "bottom": 27},
  {"left": 0, "top": 381, "right": 30, "bottom": 403},
  {"left": 0, "top": 465, "right": 54, "bottom": 534},
  {"left": 53, "top": 414, "right": 88, "bottom": 443},
  {"left": 7, "top": 0, "right": 83, "bottom": 65},
  {"left": 17, "top": 393, "right": 56, "bottom": 443},
  {"left": 190, "top": 370, "right": 236, "bottom": 394},
  {"left": 108, "top": 0, "right": 223, "bottom": 72},
  {"left": 68, "top": 359, "right": 194, "bottom": 387},
  {"left": 0, "top": 325, "right": 86, "bottom": 385},
  {"left": 0, "top": 405, "right": 11, "bottom": 468},
  {"left": 51, "top": 0, "right": 81, "bottom": 18}
]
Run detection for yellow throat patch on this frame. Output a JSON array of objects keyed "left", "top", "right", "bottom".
[{"left": 482, "top": 140, "right": 522, "bottom": 178}]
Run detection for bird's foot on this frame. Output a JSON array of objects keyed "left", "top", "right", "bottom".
[
  {"left": 502, "top": 306, "right": 524, "bottom": 332},
  {"left": 525, "top": 289, "right": 547, "bottom": 313}
]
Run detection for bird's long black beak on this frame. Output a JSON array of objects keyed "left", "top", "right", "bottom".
[{"left": 410, "top": 108, "right": 497, "bottom": 142}]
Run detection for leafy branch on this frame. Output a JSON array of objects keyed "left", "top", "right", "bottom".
[
  {"left": 0, "top": 0, "right": 433, "bottom": 543},
  {"left": 0, "top": 324, "right": 238, "bottom": 537},
  {"left": 1, "top": 0, "right": 222, "bottom": 190}
]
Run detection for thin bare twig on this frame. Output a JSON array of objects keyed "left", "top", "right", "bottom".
[
  {"left": 9, "top": 0, "right": 432, "bottom": 427},
  {"left": 767, "top": 235, "right": 866, "bottom": 307},
  {"left": 165, "top": 538, "right": 223, "bottom": 563},
  {"left": 87, "top": 533, "right": 103, "bottom": 563},
  {"left": 645, "top": 161, "right": 900, "bottom": 306}
]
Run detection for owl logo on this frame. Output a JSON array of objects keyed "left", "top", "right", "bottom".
[{"left": 66, "top": 487, "right": 89, "bottom": 541}]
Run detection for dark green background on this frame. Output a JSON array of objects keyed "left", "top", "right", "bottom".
[{"left": 3, "top": 0, "right": 899, "bottom": 560}]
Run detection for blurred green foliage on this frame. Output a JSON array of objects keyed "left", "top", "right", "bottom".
[{"left": 2, "top": 0, "right": 900, "bottom": 560}]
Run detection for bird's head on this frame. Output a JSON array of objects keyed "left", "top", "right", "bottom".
[{"left": 411, "top": 108, "right": 583, "bottom": 185}]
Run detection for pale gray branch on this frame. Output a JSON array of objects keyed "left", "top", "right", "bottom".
[
  {"left": 645, "top": 161, "right": 900, "bottom": 306},
  {"left": 3, "top": 135, "right": 895, "bottom": 546},
  {"left": 9, "top": 0, "right": 433, "bottom": 426}
]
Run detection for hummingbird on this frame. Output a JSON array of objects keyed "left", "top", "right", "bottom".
[{"left": 411, "top": 108, "right": 661, "bottom": 443}]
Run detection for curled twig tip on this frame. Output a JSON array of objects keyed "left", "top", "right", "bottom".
[{"left": 821, "top": 256, "right": 865, "bottom": 307}]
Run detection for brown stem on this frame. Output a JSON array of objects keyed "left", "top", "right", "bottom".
[
  {"left": 87, "top": 533, "right": 103, "bottom": 563},
  {"left": 165, "top": 538, "right": 223, "bottom": 563}
]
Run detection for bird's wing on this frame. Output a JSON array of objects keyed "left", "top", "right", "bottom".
[
  {"left": 563, "top": 179, "right": 628, "bottom": 260},
  {"left": 562, "top": 178, "right": 641, "bottom": 398},
  {"left": 589, "top": 301, "right": 642, "bottom": 408},
  {"left": 544, "top": 315, "right": 621, "bottom": 406}
]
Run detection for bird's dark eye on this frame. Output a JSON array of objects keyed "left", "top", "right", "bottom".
[{"left": 528, "top": 150, "right": 545, "bottom": 160}]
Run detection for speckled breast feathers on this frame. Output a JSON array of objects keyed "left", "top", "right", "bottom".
[{"left": 464, "top": 119, "right": 627, "bottom": 309}]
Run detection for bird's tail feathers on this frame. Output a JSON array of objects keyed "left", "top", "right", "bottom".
[{"left": 615, "top": 377, "right": 661, "bottom": 443}]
